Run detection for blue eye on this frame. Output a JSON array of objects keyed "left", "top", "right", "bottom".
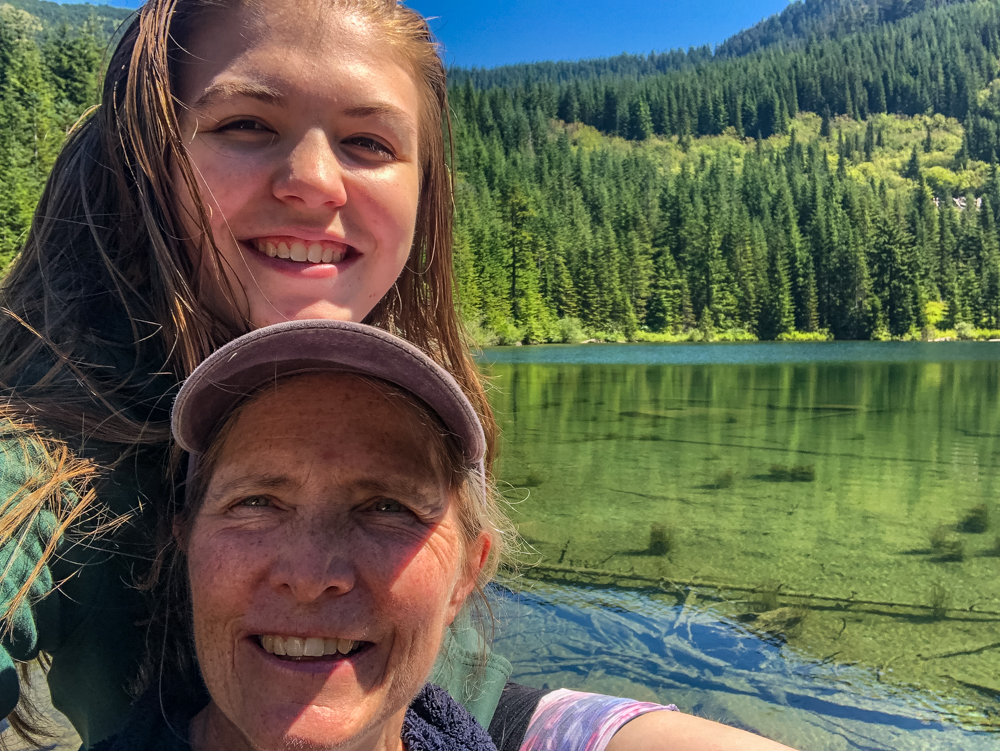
[{"left": 238, "top": 495, "right": 272, "bottom": 507}]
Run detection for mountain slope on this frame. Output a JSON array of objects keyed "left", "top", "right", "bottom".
[
  {"left": 715, "top": 0, "right": 973, "bottom": 57},
  {"left": 449, "top": 1, "right": 1000, "bottom": 146},
  {"left": 451, "top": 0, "right": 975, "bottom": 90}
]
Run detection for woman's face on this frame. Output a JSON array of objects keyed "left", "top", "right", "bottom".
[
  {"left": 186, "top": 374, "right": 486, "bottom": 751},
  {"left": 173, "top": 2, "right": 423, "bottom": 327}
]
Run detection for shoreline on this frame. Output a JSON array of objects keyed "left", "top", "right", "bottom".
[{"left": 483, "top": 336, "right": 1000, "bottom": 348}]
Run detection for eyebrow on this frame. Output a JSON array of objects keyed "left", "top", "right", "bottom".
[
  {"left": 207, "top": 472, "right": 297, "bottom": 501},
  {"left": 342, "top": 103, "right": 416, "bottom": 128},
  {"left": 205, "top": 471, "right": 444, "bottom": 509},
  {"left": 353, "top": 477, "right": 443, "bottom": 509},
  {"left": 193, "top": 81, "right": 285, "bottom": 110},
  {"left": 193, "top": 85, "right": 413, "bottom": 125}
]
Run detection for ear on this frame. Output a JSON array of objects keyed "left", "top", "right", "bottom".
[{"left": 446, "top": 532, "right": 491, "bottom": 624}]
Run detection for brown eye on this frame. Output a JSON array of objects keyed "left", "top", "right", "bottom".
[
  {"left": 345, "top": 136, "right": 395, "bottom": 159},
  {"left": 218, "top": 119, "right": 271, "bottom": 133},
  {"left": 374, "top": 498, "right": 405, "bottom": 513}
]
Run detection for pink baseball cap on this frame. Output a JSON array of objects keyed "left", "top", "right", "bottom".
[{"left": 171, "top": 320, "right": 486, "bottom": 472}]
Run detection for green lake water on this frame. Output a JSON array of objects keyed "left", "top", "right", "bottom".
[{"left": 482, "top": 341, "right": 1000, "bottom": 750}]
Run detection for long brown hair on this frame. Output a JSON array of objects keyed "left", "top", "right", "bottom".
[{"left": 0, "top": 0, "right": 495, "bottom": 742}]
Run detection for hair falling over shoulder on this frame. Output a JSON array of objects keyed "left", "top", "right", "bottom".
[{"left": 0, "top": 416, "right": 135, "bottom": 748}]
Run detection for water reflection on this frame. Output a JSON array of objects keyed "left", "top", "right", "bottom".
[{"left": 483, "top": 343, "right": 1000, "bottom": 745}]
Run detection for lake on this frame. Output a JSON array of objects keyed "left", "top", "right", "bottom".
[{"left": 482, "top": 341, "right": 1000, "bottom": 750}]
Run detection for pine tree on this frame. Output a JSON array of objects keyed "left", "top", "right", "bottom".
[
  {"left": 552, "top": 252, "right": 579, "bottom": 319},
  {"left": 870, "top": 212, "right": 922, "bottom": 336},
  {"left": 646, "top": 249, "right": 684, "bottom": 332},
  {"left": 757, "top": 237, "right": 795, "bottom": 340},
  {"left": 903, "top": 146, "right": 921, "bottom": 180},
  {"left": 628, "top": 97, "right": 654, "bottom": 141}
]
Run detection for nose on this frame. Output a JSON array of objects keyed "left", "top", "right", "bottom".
[
  {"left": 269, "top": 526, "right": 356, "bottom": 602},
  {"left": 272, "top": 128, "right": 348, "bottom": 209}
]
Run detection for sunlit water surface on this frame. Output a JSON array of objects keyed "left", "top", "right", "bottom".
[{"left": 482, "top": 342, "right": 1000, "bottom": 750}]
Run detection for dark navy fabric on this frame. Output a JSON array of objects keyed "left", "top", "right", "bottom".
[
  {"left": 404, "top": 683, "right": 498, "bottom": 751},
  {"left": 91, "top": 682, "right": 497, "bottom": 751}
]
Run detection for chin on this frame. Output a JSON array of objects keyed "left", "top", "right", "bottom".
[
  {"left": 250, "top": 300, "right": 367, "bottom": 328},
  {"left": 284, "top": 716, "right": 379, "bottom": 751},
  {"left": 265, "top": 701, "right": 382, "bottom": 751}
]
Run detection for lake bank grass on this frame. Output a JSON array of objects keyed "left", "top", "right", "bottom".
[{"left": 467, "top": 316, "right": 1000, "bottom": 347}]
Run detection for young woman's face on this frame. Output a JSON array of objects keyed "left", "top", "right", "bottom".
[
  {"left": 186, "top": 374, "right": 486, "bottom": 751},
  {"left": 173, "top": 3, "right": 423, "bottom": 327}
]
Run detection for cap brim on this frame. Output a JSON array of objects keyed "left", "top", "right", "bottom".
[{"left": 171, "top": 320, "right": 485, "bottom": 466}]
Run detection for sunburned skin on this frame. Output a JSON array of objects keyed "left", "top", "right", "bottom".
[{"left": 185, "top": 374, "right": 488, "bottom": 751}]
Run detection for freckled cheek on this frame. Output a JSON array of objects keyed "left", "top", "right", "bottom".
[
  {"left": 387, "top": 540, "right": 464, "bottom": 615},
  {"left": 189, "top": 542, "right": 262, "bottom": 646},
  {"left": 352, "top": 539, "right": 413, "bottom": 585}
]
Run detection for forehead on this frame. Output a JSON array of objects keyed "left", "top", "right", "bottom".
[
  {"left": 213, "top": 373, "right": 449, "bottom": 479},
  {"left": 175, "top": 1, "right": 418, "bottom": 105}
]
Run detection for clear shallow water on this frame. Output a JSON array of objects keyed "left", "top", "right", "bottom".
[
  {"left": 491, "top": 584, "right": 992, "bottom": 751},
  {"left": 482, "top": 342, "right": 1000, "bottom": 748},
  {"left": 482, "top": 340, "right": 1000, "bottom": 366}
]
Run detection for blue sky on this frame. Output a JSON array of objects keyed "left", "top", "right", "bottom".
[{"left": 58, "top": 0, "right": 793, "bottom": 68}]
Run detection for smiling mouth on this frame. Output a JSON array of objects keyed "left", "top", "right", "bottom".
[
  {"left": 258, "top": 634, "right": 367, "bottom": 662},
  {"left": 250, "top": 238, "right": 355, "bottom": 265}
]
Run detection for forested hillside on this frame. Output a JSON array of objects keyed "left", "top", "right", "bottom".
[
  {"left": 2, "top": 0, "right": 129, "bottom": 38},
  {"left": 449, "top": 0, "right": 1000, "bottom": 343},
  {"left": 715, "top": 0, "right": 973, "bottom": 58},
  {"left": 452, "top": 0, "right": 971, "bottom": 90},
  {"left": 0, "top": 5, "right": 105, "bottom": 266},
  {"left": 2, "top": 0, "right": 1000, "bottom": 342}
]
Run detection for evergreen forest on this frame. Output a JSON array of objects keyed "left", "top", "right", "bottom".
[{"left": 6, "top": 0, "right": 1000, "bottom": 342}]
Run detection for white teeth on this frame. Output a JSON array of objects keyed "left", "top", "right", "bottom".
[
  {"left": 254, "top": 240, "right": 349, "bottom": 264},
  {"left": 262, "top": 635, "right": 358, "bottom": 658},
  {"left": 304, "top": 637, "right": 325, "bottom": 657}
]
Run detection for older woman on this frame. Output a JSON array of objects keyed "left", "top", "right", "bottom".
[{"left": 91, "top": 320, "right": 796, "bottom": 751}]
